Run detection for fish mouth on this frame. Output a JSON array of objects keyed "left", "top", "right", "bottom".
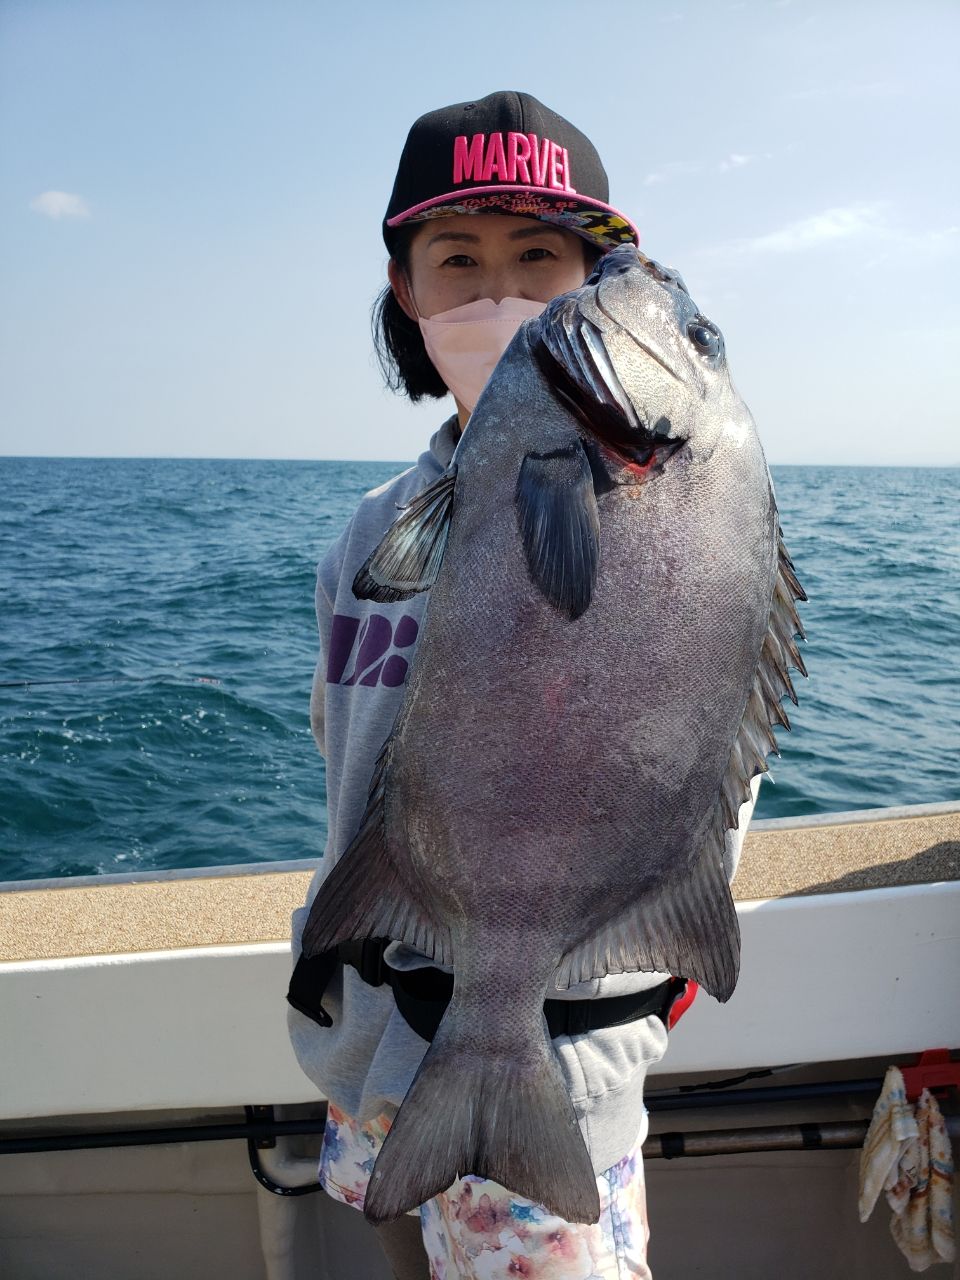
[
  {"left": 532, "top": 316, "right": 686, "bottom": 482},
  {"left": 592, "top": 433, "right": 686, "bottom": 487}
]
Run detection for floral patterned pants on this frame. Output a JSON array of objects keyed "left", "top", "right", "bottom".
[{"left": 319, "top": 1102, "right": 652, "bottom": 1279}]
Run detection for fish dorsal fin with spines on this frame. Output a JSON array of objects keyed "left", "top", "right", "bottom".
[
  {"left": 353, "top": 468, "right": 457, "bottom": 603},
  {"left": 301, "top": 741, "right": 452, "bottom": 966},
  {"left": 555, "top": 529, "right": 807, "bottom": 1001}
]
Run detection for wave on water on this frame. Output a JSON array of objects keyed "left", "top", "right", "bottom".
[{"left": 1, "top": 457, "right": 957, "bottom": 881}]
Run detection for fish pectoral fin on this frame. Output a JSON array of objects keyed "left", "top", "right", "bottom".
[
  {"left": 301, "top": 744, "right": 450, "bottom": 964},
  {"left": 556, "top": 820, "right": 740, "bottom": 1002},
  {"left": 353, "top": 468, "right": 457, "bottom": 602},
  {"left": 515, "top": 441, "right": 600, "bottom": 621}
]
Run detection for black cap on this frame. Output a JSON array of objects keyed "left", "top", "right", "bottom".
[{"left": 383, "top": 91, "right": 639, "bottom": 253}]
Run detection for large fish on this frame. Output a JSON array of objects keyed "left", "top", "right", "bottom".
[{"left": 302, "top": 244, "right": 806, "bottom": 1225}]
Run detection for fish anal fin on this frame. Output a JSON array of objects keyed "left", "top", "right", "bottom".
[
  {"left": 515, "top": 441, "right": 600, "bottom": 621},
  {"left": 301, "top": 744, "right": 450, "bottom": 965},
  {"left": 353, "top": 468, "right": 457, "bottom": 602},
  {"left": 556, "top": 823, "right": 740, "bottom": 1002}
]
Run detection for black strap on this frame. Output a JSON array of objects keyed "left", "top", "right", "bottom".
[
  {"left": 338, "top": 938, "right": 388, "bottom": 987},
  {"left": 286, "top": 940, "right": 388, "bottom": 1028},
  {"left": 287, "top": 941, "right": 686, "bottom": 1043},
  {"left": 386, "top": 962, "right": 682, "bottom": 1043},
  {"left": 286, "top": 949, "right": 338, "bottom": 1028}
]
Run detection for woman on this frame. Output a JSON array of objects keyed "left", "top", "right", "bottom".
[{"left": 288, "top": 90, "right": 753, "bottom": 1280}]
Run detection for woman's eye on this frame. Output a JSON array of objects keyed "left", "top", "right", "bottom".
[
  {"left": 520, "top": 247, "right": 555, "bottom": 262},
  {"left": 442, "top": 254, "right": 476, "bottom": 267}
]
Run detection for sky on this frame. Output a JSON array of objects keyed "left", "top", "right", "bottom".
[{"left": 0, "top": 0, "right": 957, "bottom": 465}]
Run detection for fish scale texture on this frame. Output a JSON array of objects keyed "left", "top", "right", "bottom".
[{"left": 387, "top": 399, "right": 774, "bottom": 975}]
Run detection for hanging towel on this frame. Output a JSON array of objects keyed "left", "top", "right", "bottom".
[{"left": 859, "top": 1065, "right": 956, "bottom": 1271}]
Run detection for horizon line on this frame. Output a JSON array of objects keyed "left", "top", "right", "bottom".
[{"left": 1, "top": 454, "right": 957, "bottom": 469}]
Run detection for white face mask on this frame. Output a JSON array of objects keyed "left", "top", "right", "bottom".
[{"left": 417, "top": 297, "right": 547, "bottom": 413}]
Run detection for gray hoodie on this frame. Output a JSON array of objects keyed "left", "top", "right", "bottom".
[{"left": 288, "top": 416, "right": 757, "bottom": 1175}]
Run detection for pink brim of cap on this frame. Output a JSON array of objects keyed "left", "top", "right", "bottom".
[{"left": 387, "top": 185, "right": 639, "bottom": 247}]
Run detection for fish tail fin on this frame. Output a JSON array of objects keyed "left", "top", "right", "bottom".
[{"left": 363, "top": 1004, "right": 600, "bottom": 1226}]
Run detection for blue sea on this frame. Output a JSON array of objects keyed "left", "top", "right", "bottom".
[{"left": 0, "top": 459, "right": 957, "bottom": 883}]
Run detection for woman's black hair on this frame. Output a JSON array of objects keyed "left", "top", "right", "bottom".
[
  {"left": 372, "top": 225, "right": 447, "bottom": 402},
  {"left": 372, "top": 225, "right": 604, "bottom": 402}
]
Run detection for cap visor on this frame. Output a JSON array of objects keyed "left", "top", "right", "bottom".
[{"left": 386, "top": 185, "right": 639, "bottom": 249}]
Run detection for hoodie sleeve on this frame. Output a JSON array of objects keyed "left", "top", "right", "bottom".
[
  {"left": 724, "top": 771, "right": 763, "bottom": 882},
  {"left": 309, "top": 525, "right": 351, "bottom": 758}
]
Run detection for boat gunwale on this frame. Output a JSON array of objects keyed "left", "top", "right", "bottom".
[{"left": 2, "top": 799, "right": 957, "bottom": 894}]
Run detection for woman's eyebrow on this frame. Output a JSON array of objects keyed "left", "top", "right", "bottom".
[
  {"left": 426, "top": 230, "right": 481, "bottom": 247},
  {"left": 507, "top": 225, "right": 565, "bottom": 240},
  {"left": 425, "top": 225, "right": 566, "bottom": 248}
]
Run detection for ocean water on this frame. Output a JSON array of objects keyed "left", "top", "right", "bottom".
[{"left": 0, "top": 458, "right": 956, "bottom": 883}]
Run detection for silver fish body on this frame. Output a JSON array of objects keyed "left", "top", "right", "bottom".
[{"left": 303, "top": 245, "right": 806, "bottom": 1224}]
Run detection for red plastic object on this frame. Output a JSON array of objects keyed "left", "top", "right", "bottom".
[
  {"left": 668, "top": 980, "right": 699, "bottom": 1029},
  {"left": 900, "top": 1049, "right": 960, "bottom": 1102}
]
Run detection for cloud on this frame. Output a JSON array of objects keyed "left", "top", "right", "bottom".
[
  {"left": 689, "top": 204, "right": 960, "bottom": 270},
  {"left": 919, "top": 225, "right": 960, "bottom": 249},
  {"left": 740, "top": 205, "right": 960, "bottom": 260},
  {"left": 863, "top": 223, "right": 960, "bottom": 270},
  {"left": 29, "top": 191, "right": 91, "bottom": 219},
  {"left": 719, "top": 152, "right": 756, "bottom": 173},
  {"left": 743, "top": 204, "right": 884, "bottom": 253},
  {"left": 645, "top": 152, "right": 771, "bottom": 186}
]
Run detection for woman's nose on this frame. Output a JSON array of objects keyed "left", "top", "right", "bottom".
[{"left": 480, "top": 267, "right": 525, "bottom": 304}]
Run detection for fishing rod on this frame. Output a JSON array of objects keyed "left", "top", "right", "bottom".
[{"left": 0, "top": 674, "right": 222, "bottom": 689}]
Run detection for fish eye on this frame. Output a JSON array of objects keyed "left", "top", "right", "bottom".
[{"left": 687, "top": 317, "right": 722, "bottom": 361}]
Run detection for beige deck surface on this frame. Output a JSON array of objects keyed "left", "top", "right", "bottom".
[
  {"left": 733, "top": 809, "right": 959, "bottom": 900},
  {"left": 1, "top": 811, "right": 957, "bottom": 963}
]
